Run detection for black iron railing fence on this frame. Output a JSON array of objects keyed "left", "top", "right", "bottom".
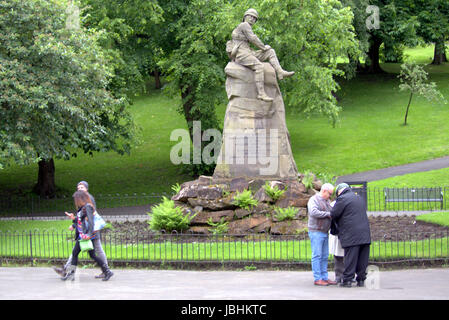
[
  {"left": 1, "top": 187, "right": 449, "bottom": 217},
  {"left": 1, "top": 230, "right": 448, "bottom": 266},
  {"left": 0, "top": 192, "right": 170, "bottom": 217},
  {"left": 367, "top": 187, "right": 449, "bottom": 212}
]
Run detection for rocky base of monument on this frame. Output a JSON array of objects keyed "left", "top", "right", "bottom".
[{"left": 171, "top": 175, "right": 324, "bottom": 235}]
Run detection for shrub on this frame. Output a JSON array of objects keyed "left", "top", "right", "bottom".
[
  {"left": 207, "top": 217, "right": 229, "bottom": 235},
  {"left": 232, "top": 189, "right": 258, "bottom": 210},
  {"left": 171, "top": 183, "right": 181, "bottom": 194},
  {"left": 274, "top": 206, "right": 299, "bottom": 221},
  {"left": 148, "top": 196, "right": 195, "bottom": 232},
  {"left": 301, "top": 171, "right": 315, "bottom": 190},
  {"left": 316, "top": 171, "right": 337, "bottom": 185},
  {"left": 263, "top": 181, "right": 286, "bottom": 201}
]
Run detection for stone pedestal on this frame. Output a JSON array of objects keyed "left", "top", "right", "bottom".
[
  {"left": 213, "top": 62, "right": 298, "bottom": 180},
  {"left": 171, "top": 176, "right": 322, "bottom": 235}
]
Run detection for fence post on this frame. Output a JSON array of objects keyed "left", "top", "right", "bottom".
[
  {"left": 31, "top": 195, "right": 34, "bottom": 220},
  {"left": 29, "top": 231, "right": 34, "bottom": 267}
]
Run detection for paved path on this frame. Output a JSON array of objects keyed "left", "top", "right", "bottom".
[
  {"left": 1, "top": 267, "right": 449, "bottom": 300},
  {"left": 337, "top": 155, "right": 449, "bottom": 184}
]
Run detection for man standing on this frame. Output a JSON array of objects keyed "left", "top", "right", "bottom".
[
  {"left": 307, "top": 183, "right": 337, "bottom": 286},
  {"left": 331, "top": 183, "right": 371, "bottom": 288},
  {"left": 76, "top": 181, "right": 96, "bottom": 208},
  {"left": 227, "top": 8, "right": 295, "bottom": 102}
]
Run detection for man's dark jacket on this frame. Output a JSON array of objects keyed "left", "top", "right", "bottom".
[{"left": 330, "top": 188, "right": 371, "bottom": 248}]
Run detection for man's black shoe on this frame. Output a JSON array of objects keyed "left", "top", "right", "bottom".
[
  {"left": 339, "top": 281, "right": 352, "bottom": 288},
  {"left": 357, "top": 280, "right": 365, "bottom": 287}
]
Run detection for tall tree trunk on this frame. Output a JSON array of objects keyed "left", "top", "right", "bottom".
[
  {"left": 33, "top": 158, "right": 56, "bottom": 198},
  {"left": 366, "top": 37, "right": 384, "bottom": 74},
  {"left": 180, "top": 83, "right": 203, "bottom": 165},
  {"left": 404, "top": 92, "right": 413, "bottom": 126},
  {"left": 432, "top": 39, "right": 447, "bottom": 65},
  {"left": 179, "top": 82, "right": 217, "bottom": 176},
  {"left": 180, "top": 84, "right": 196, "bottom": 142},
  {"left": 348, "top": 55, "right": 364, "bottom": 74},
  {"left": 154, "top": 69, "right": 162, "bottom": 90}
]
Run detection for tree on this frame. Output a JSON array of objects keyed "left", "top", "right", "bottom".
[
  {"left": 398, "top": 62, "right": 446, "bottom": 125},
  {"left": 341, "top": 0, "right": 371, "bottom": 74},
  {"left": 251, "top": 0, "right": 361, "bottom": 124},
  {"left": 158, "top": 0, "right": 228, "bottom": 176},
  {"left": 0, "top": 0, "right": 135, "bottom": 197},
  {"left": 79, "top": 0, "right": 163, "bottom": 95},
  {"left": 415, "top": 0, "right": 449, "bottom": 65},
  {"left": 364, "top": 0, "right": 419, "bottom": 73}
]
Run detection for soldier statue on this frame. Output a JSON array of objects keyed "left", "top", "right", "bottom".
[{"left": 226, "top": 8, "right": 295, "bottom": 102}]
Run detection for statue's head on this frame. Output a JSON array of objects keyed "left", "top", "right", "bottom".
[{"left": 243, "top": 8, "right": 259, "bottom": 23}]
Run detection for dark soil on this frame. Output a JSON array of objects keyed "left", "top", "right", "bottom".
[
  {"left": 102, "top": 215, "right": 449, "bottom": 243},
  {"left": 368, "top": 216, "right": 449, "bottom": 241}
]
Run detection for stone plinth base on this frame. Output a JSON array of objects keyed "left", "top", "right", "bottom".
[{"left": 171, "top": 175, "right": 324, "bottom": 235}]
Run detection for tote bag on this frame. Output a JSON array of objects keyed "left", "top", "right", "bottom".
[
  {"left": 79, "top": 239, "right": 94, "bottom": 252},
  {"left": 93, "top": 211, "right": 106, "bottom": 231}
]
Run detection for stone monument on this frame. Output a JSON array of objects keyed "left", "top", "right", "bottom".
[
  {"left": 170, "top": 9, "right": 320, "bottom": 235},
  {"left": 213, "top": 8, "right": 298, "bottom": 180}
]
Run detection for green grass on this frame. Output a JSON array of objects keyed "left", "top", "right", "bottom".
[
  {"left": 289, "top": 71, "right": 449, "bottom": 176},
  {"left": 290, "top": 45, "right": 449, "bottom": 176},
  {"left": 0, "top": 44, "right": 448, "bottom": 198},
  {"left": 368, "top": 168, "right": 449, "bottom": 189},
  {"left": 416, "top": 212, "right": 449, "bottom": 227},
  {"left": 0, "top": 220, "right": 69, "bottom": 233},
  {"left": 403, "top": 45, "right": 435, "bottom": 64}
]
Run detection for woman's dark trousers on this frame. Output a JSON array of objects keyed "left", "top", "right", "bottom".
[
  {"left": 334, "top": 256, "right": 345, "bottom": 283},
  {"left": 342, "top": 244, "right": 370, "bottom": 283},
  {"left": 71, "top": 239, "right": 106, "bottom": 267}
]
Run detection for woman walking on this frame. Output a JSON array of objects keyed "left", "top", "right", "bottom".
[{"left": 61, "top": 190, "right": 113, "bottom": 281}]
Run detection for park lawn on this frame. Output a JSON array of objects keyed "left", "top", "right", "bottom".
[
  {"left": 288, "top": 71, "right": 449, "bottom": 176},
  {"left": 416, "top": 212, "right": 449, "bottom": 228},
  {"left": 0, "top": 220, "right": 69, "bottom": 233},
  {"left": 368, "top": 168, "right": 449, "bottom": 189},
  {"left": 0, "top": 44, "right": 448, "bottom": 197}
]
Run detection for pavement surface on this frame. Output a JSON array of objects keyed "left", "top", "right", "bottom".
[
  {"left": 1, "top": 267, "right": 449, "bottom": 300},
  {"left": 336, "top": 155, "right": 449, "bottom": 184}
]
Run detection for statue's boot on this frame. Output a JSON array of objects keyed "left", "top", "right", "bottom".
[
  {"left": 256, "top": 82, "right": 273, "bottom": 102},
  {"left": 254, "top": 68, "right": 273, "bottom": 102},
  {"left": 269, "top": 56, "right": 295, "bottom": 80},
  {"left": 276, "top": 69, "right": 295, "bottom": 80}
]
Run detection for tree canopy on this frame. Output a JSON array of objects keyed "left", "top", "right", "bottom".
[
  {"left": 415, "top": 0, "right": 449, "bottom": 64},
  {"left": 0, "top": 0, "right": 135, "bottom": 195},
  {"left": 79, "top": 0, "right": 164, "bottom": 95},
  {"left": 161, "top": 0, "right": 362, "bottom": 128}
]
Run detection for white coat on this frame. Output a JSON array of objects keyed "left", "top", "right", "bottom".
[{"left": 329, "top": 200, "right": 344, "bottom": 257}]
